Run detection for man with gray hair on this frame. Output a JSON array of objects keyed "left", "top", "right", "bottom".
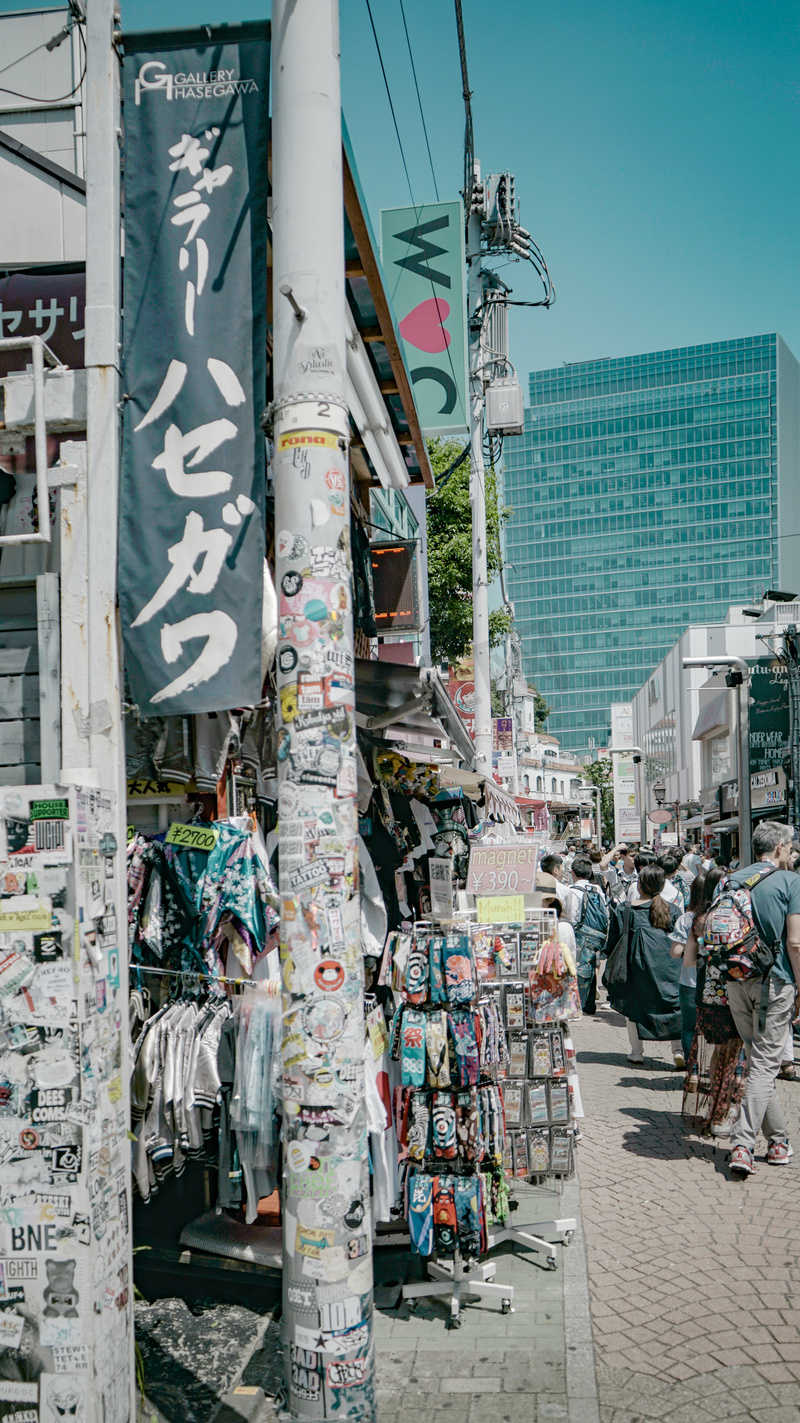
[{"left": 723, "top": 822, "right": 800, "bottom": 1175}]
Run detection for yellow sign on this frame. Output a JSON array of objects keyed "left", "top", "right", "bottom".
[
  {"left": 127, "top": 779, "right": 190, "bottom": 799},
  {"left": 0, "top": 903, "right": 51, "bottom": 932},
  {"left": 277, "top": 429, "right": 339, "bottom": 452},
  {"left": 165, "top": 822, "right": 218, "bottom": 853},
  {"left": 476, "top": 894, "right": 525, "bottom": 925}
]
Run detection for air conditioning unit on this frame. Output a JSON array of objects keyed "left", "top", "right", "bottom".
[{"left": 485, "top": 381, "right": 524, "bottom": 436}]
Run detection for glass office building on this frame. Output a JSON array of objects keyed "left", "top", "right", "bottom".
[{"left": 503, "top": 335, "right": 800, "bottom": 753}]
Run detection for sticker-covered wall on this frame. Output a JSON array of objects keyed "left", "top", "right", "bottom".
[{"left": 0, "top": 785, "right": 131, "bottom": 1423}]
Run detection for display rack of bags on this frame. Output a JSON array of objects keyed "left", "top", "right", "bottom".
[
  {"left": 382, "top": 923, "right": 516, "bottom": 1322},
  {"left": 466, "top": 910, "right": 580, "bottom": 1263}
]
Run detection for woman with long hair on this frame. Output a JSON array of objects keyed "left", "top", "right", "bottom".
[
  {"left": 681, "top": 866, "right": 747, "bottom": 1136},
  {"left": 603, "top": 863, "right": 683, "bottom": 1069}
]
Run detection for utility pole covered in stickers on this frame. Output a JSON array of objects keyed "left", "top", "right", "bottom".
[{"left": 270, "top": 1, "right": 374, "bottom": 1419}]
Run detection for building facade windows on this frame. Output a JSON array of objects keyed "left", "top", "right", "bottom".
[{"left": 503, "top": 334, "right": 800, "bottom": 752}]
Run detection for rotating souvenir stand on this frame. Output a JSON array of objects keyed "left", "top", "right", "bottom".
[
  {"left": 471, "top": 910, "right": 578, "bottom": 1265},
  {"left": 386, "top": 921, "right": 517, "bottom": 1325}
]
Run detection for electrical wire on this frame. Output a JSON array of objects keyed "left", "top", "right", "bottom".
[
  {"left": 0, "top": 20, "right": 86, "bottom": 105},
  {"left": 363, "top": 0, "right": 466, "bottom": 446},
  {"left": 453, "top": 0, "right": 474, "bottom": 204},
  {"left": 397, "top": 0, "right": 439, "bottom": 202},
  {"left": 364, "top": 0, "right": 416, "bottom": 207}
]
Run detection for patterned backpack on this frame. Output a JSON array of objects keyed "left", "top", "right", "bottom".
[{"left": 704, "top": 864, "right": 780, "bottom": 982}]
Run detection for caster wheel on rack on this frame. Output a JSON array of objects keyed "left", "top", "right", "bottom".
[
  {"left": 448, "top": 1316, "right": 462, "bottom": 1330},
  {"left": 547, "top": 1257, "right": 557, "bottom": 1270},
  {"left": 501, "top": 1300, "right": 513, "bottom": 1314},
  {"left": 563, "top": 1231, "right": 574, "bottom": 1246}
]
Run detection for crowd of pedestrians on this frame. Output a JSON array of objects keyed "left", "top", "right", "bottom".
[{"left": 546, "top": 825, "right": 800, "bottom": 1176}]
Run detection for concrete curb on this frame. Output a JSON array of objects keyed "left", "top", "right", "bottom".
[{"left": 561, "top": 1172, "right": 601, "bottom": 1423}]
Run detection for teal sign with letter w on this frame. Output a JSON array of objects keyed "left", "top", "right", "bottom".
[{"left": 380, "top": 201, "right": 468, "bottom": 436}]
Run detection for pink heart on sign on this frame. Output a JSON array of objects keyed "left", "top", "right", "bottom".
[{"left": 399, "top": 297, "right": 452, "bottom": 353}]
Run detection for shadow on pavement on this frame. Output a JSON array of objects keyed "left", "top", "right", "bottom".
[{"left": 615, "top": 1105, "right": 728, "bottom": 1165}]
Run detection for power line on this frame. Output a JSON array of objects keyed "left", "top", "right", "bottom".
[
  {"left": 0, "top": 21, "right": 86, "bottom": 105},
  {"left": 364, "top": 0, "right": 416, "bottom": 206},
  {"left": 363, "top": 0, "right": 469, "bottom": 461},
  {"left": 397, "top": 0, "right": 439, "bottom": 202}
]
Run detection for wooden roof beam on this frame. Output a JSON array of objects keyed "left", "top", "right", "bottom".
[{"left": 342, "top": 147, "right": 434, "bottom": 490}]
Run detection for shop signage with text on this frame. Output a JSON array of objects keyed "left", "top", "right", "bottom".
[{"left": 467, "top": 843, "right": 538, "bottom": 896}]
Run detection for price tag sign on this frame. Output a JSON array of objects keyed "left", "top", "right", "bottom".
[
  {"left": 467, "top": 843, "right": 538, "bottom": 896},
  {"left": 476, "top": 894, "right": 525, "bottom": 924},
  {"left": 165, "top": 822, "right": 219, "bottom": 853}
]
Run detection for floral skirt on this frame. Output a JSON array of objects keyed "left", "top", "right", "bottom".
[{"left": 682, "top": 1030, "right": 747, "bottom": 1130}]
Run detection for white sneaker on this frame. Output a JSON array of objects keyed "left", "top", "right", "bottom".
[
  {"left": 673, "top": 1053, "right": 686, "bottom": 1071},
  {"left": 627, "top": 1054, "right": 644, "bottom": 1065},
  {"left": 711, "top": 1113, "right": 733, "bottom": 1137}
]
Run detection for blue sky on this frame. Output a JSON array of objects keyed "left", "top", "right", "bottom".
[{"left": 5, "top": 0, "right": 800, "bottom": 382}]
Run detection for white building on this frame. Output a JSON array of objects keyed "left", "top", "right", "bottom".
[
  {"left": 0, "top": 5, "right": 86, "bottom": 265},
  {"left": 630, "top": 597, "right": 796, "bottom": 850}
]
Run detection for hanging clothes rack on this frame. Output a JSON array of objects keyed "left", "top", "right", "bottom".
[{"left": 128, "top": 963, "right": 281, "bottom": 994}]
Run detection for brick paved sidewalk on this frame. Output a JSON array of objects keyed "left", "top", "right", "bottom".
[
  {"left": 371, "top": 1178, "right": 596, "bottom": 1422},
  {"left": 573, "top": 1006, "right": 800, "bottom": 1423},
  {"left": 137, "top": 1178, "right": 597, "bottom": 1423}
]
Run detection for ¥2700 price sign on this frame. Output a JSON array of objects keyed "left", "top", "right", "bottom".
[{"left": 165, "top": 822, "right": 219, "bottom": 853}]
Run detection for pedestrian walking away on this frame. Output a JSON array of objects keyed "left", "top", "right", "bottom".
[
  {"left": 564, "top": 853, "right": 610, "bottom": 1012},
  {"left": 603, "top": 862, "right": 683, "bottom": 1068},
  {"left": 703, "top": 821, "right": 800, "bottom": 1176}
]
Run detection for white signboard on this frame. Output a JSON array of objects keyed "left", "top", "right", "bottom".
[{"left": 610, "top": 703, "right": 639, "bottom": 843}]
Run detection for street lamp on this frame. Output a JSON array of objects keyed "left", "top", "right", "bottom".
[
  {"left": 682, "top": 656, "right": 751, "bottom": 867},
  {"left": 578, "top": 783, "right": 602, "bottom": 851},
  {"left": 607, "top": 744, "right": 646, "bottom": 846}
]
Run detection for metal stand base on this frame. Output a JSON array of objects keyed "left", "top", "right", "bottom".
[
  {"left": 486, "top": 1215, "right": 577, "bottom": 1268},
  {"left": 402, "top": 1250, "right": 514, "bottom": 1326}
]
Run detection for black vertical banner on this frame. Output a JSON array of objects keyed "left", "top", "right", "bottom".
[{"left": 120, "top": 24, "right": 269, "bottom": 713}]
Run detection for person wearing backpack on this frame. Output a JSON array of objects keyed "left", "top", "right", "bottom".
[
  {"left": 565, "top": 853, "right": 610, "bottom": 1011},
  {"left": 705, "top": 821, "right": 800, "bottom": 1176}
]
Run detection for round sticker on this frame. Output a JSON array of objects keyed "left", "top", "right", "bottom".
[
  {"left": 314, "top": 959, "right": 345, "bottom": 993},
  {"left": 278, "top": 645, "right": 298, "bottom": 675},
  {"left": 277, "top": 728, "right": 291, "bottom": 762},
  {"left": 19, "top": 1128, "right": 39, "bottom": 1151},
  {"left": 287, "top": 1140, "right": 312, "bottom": 1172},
  {"left": 344, "top": 1200, "right": 364, "bottom": 1230},
  {"left": 302, "top": 996, "right": 347, "bottom": 1044},
  {"left": 303, "top": 598, "right": 328, "bottom": 623},
  {"left": 281, "top": 571, "right": 303, "bottom": 598},
  {"left": 325, "top": 467, "right": 345, "bottom": 493}
]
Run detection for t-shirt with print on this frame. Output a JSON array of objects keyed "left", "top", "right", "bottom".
[{"left": 729, "top": 863, "right": 800, "bottom": 987}]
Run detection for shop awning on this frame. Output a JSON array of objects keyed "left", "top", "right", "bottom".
[
  {"left": 485, "top": 781, "right": 522, "bottom": 827},
  {"left": 343, "top": 123, "right": 433, "bottom": 490},
  {"left": 437, "top": 767, "right": 522, "bottom": 828},
  {"left": 692, "top": 689, "right": 729, "bottom": 740},
  {"left": 705, "top": 818, "right": 739, "bottom": 834},
  {"left": 355, "top": 660, "right": 475, "bottom": 764}
]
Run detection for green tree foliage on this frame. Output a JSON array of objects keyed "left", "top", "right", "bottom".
[
  {"left": 532, "top": 687, "right": 551, "bottom": 730},
  {"left": 426, "top": 438, "right": 512, "bottom": 665},
  {"left": 583, "top": 759, "right": 614, "bottom": 843}
]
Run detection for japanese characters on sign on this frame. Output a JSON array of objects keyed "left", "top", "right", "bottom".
[
  {"left": 0, "top": 272, "right": 85, "bottom": 376},
  {"left": 120, "top": 25, "right": 270, "bottom": 713}
]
